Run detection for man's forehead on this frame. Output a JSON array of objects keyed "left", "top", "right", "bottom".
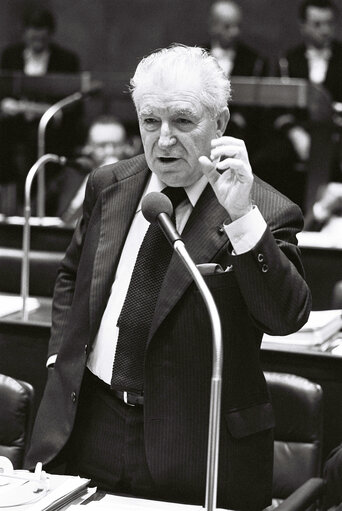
[{"left": 138, "top": 101, "right": 201, "bottom": 117}]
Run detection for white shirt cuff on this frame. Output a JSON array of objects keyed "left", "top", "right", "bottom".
[
  {"left": 46, "top": 354, "right": 57, "bottom": 368},
  {"left": 223, "top": 206, "right": 267, "bottom": 254}
]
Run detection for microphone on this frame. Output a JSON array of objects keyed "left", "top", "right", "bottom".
[
  {"left": 142, "top": 190, "right": 223, "bottom": 511},
  {"left": 142, "top": 191, "right": 182, "bottom": 245}
]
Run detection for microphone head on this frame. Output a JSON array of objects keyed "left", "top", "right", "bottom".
[{"left": 142, "top": 191, "right": 173, "bottom": 223}]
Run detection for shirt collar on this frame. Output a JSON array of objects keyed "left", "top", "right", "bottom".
[
  {"left": 306, "top": 45, "right": 331, "bottom": 60},
  {"left": 136, "top": 172, "right": 208, "bottom": 212},
  {"left": 211, "top": 43, "right": 235, "bottom": 59}
]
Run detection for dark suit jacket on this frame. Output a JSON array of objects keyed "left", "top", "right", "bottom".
[
  {"left": 1, "top": 42, "right": 80, "bottom": 74},
  {"left": 25, "top": 154, "right": 311, "bottom": 509},
  {"left": 285, "top": 41, "right": 342, "bottom": 103}
]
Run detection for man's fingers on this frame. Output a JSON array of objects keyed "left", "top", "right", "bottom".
[{"left": 198, "top": 155, "right": 221, "bottom": 184}]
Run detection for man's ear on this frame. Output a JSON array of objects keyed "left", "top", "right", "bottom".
[{"left": 216, "top": 107, "right": 230, "bottom": 137}]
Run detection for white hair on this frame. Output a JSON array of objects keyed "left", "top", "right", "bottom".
[{"left": 130, "top": 44, "right": 231, "bottom": 118}]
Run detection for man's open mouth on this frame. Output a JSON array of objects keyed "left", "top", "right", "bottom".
[{"left": 159, "top": 157, "right": 179, "bottom": 163}]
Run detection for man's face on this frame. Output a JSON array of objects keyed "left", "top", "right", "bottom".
[
  {"left": 88, "top": 123, "right": 127, "bottom": 167},
  {"left": 209, "top": 2, "right": 241, "bottom": 49},
  {"left": 301, "top": 6, "right": 336, "bottom": 49},
  {"left": 24, "top": 27, "right": 51, "bottom": 54},
  {"left": 135, "top": 73, "right": 228, "bottom": 187}
]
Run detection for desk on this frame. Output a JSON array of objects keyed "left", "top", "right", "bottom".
[
  {"left": 261, "top": 335, "right": 342, "bottom": 460},
  {"left": 299, "top": 239, "right": 342, "bottom": 310}
]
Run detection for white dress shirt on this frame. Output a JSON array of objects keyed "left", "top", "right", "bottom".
[
  {"left": 306, "top": 46, "right": 331, "bottom": 84},
  {"left": 23, "top": 48, "right": 50, "bottom": 76},
  {"left": 211, "top": 45, "right": 236, "bottom": 77},
  {"left": 48, "top": 174, "right": 267, "bottom": 379}
]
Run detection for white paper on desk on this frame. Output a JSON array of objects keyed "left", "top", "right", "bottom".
[
  {"left": 5, "top": 216, "right": 64, "bottom": 227},
  {"left": 0, "top": 474, "right": 90, "bottom": 511},
  {"left": 297, "top": 230, "right": 342, "bottom": 248},
  {"left": 263, "top": 309, "right": 342, "bottom": 346},
  {"left": 68, "top": 494, "right": 228, "bottom": 511},
  {"left": 0, "top": 296, "right": 40, "bottom": 318}
]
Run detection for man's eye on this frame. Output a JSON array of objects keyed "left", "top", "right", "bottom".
[
  {"left": 144, "top": 118, "right": 158, "bottom": 124},
  {"left": 176, "top": 118, "right": 193, "bottom": 126}
]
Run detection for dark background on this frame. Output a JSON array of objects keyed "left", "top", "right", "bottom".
[{"left": 1, "top": 0, "right": 342, "bottom": 76}]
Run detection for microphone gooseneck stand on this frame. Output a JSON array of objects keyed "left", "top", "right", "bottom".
[
  {"left": 36, "top": 81, "right": 102, "bottom": 218},
  {"left": 36, "top": 92, "right": 84, "bottom": 218},
  {"left": 169, "top": 236, "right": 223, "bottom": 511},
  {"left": 21, "top": 154, "right": 66, "bottom": 321},
  {"left": 142, "top": 195, "right": 223, "bottom": 511}
]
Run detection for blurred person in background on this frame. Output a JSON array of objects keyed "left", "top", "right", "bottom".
[
  {"left": 46, "top": 115, "right": 141, "bottom": 225},
  {"left": 206, "top": 0, "right": 266, "bottom": 158},
  {"left": 304, "top": 181, "right": 342, "bottom": 233},
  {"left": 0, "top": 7, "right": 80, "bottom": 215},
  {"left": 253, "top": 0, "right": 342, "bottom": 212}
]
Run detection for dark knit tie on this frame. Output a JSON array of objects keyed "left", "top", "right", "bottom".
[{"left": 111, "top": 186, "right": 187, "bottom": 393}]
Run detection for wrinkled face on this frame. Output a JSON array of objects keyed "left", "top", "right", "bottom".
[
  {"left": 24, "top": 27, "right": 51, "bottom": 54},
  {"left": 88, "top": 123, "right": 127, "bottom": 167},
  {"left": 135, "top": 73, "right": 228, "bottom": 187},
  {"left": 301, "top": 6, "right": 335, "bottom": 49},
  {"left": 209, "top": 2, "right": 242, "bottom": 49}
]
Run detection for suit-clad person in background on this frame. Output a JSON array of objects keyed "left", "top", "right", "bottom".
[
  {"left": 25, "top": 45, "right": 311, "bottom": 511},
  {"left": 254, "top": 0, "right": 342, "bottom": 212},
  {"left": 281, "top": 0, "right": 342, "bottom": 103},
  {"left": 304, "top": 181, "right": 342, "bottom": 233},
  {"left": 45, "top": 115, "right": 136, "bottom": 225},
  {"left": 0, "top": 8, "right": 80, "bottom": 215},
  {"left": 1, "top": 8, "right": 79, "bottom": 75},
  {"left": 207, "top": 0, "right": 266, "bottom": 159},
  {"left": 277, "top": 0, "right": 342, "bottom": 176}
]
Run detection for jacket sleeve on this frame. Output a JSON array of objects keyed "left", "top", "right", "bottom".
[{"left": 227, "top": 199, "right": 312, "bottom": 336}]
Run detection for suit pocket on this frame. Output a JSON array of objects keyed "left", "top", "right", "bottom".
[
  {"left": 225, "top": 402, "right": 275, "bottom": 439},
  {"left": 194, "top": 270, "right": 239, "bottom": 294}
]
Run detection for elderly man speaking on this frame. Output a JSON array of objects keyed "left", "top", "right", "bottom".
[{"left": 25, "top": 45, "right": 311, "bottom": 510}]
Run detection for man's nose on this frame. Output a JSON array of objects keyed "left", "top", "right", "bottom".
[{"left": 158, "top": 123, "right": 176, "bottom": 149}]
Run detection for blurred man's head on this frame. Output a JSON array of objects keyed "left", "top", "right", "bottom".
[
  {"left": 208, "top": 0, "right": 242, "bottom": 50},
  {"left": 23, "top": 8, "right": 56, "bottom": 54},
  {"left": 130, "top": 45, "right": 230, "bottom": 187},
  {"left": 86, "top": 116, "right": 128, "bottom": 167},
  {"left": 299, "top": 0, "right": 337, "bottom": 49}
]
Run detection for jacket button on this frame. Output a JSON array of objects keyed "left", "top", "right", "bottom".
[
  {"left": 217, "top": 225, "right": 225, "bottom": 235},
  {"left": 257, "top": 253, "right": 264, "bottom": 262},
  {"left": 262, "top": 264, "right": 269, "bottom": 273},
  {"left": 84, "top": 344, "right": 88, "bottom": 354},
  {"left": 71, "top": 392, "right": 77, "bottom": 403}
]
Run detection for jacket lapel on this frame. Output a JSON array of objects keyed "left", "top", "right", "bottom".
[
  {"left": 89, "top": 161, "right": 150, "bottom": 333},
  {"left": 149, "top": 184, "right": 230, "bottom": 341}
]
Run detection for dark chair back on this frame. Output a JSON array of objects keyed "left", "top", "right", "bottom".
[
  {"left": 0, "top": 247, "right": 63, "bottom": 296},
  {"left": 265, "top": 372, "right": 323, "bottom": 500},
  {"left": 0, "top": 374, "right": 34, "bottom": 468}
]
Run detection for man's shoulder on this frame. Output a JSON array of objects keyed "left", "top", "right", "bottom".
[
  {"left": 236, "top": 41, "right": 259, "bottom": 60},
  {"left": 1, "top": 43, "right": 24, "bottom": 64},
  {"left": 90, "top": 154, "right": 148, "bottom": 190},
  {"left": 286, "top": 44, "right": 306, "bottom": 61},
  {"left": 252, "top": 175, "right": 302, "bottom": 220},
  {"left": 49, "top": 43, "right": 80, "bottom": 71},
  {"left": 331, "top": 40, "right": 342, "bottom": 58}
]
